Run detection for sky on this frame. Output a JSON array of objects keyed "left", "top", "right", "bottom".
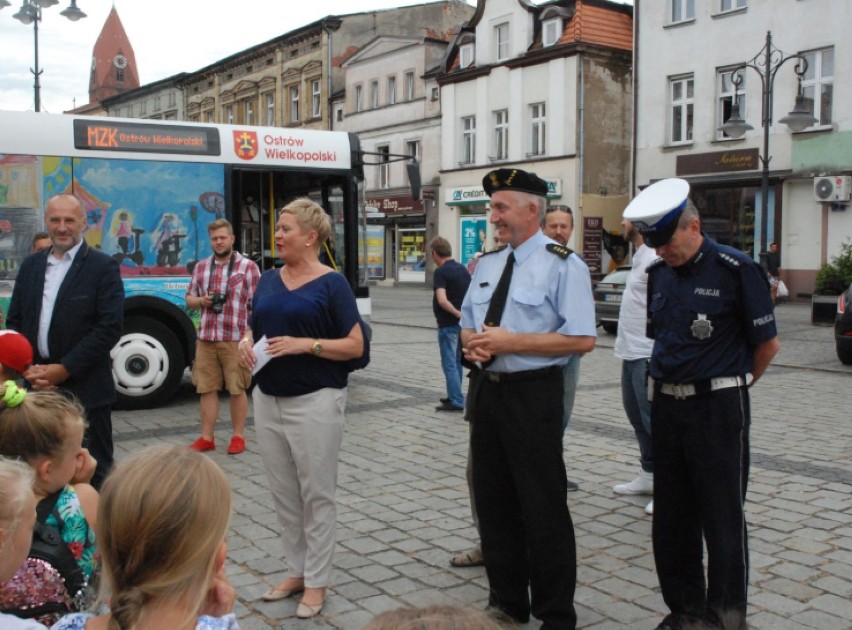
[{"left": 0, "top": 0, "right": 631, "bottom": 114}]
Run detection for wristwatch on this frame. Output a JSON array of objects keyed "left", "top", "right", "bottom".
[{"left": 311, "top": 339, "right": 323, "bottom": 356}]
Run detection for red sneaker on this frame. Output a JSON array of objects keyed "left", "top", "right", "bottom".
[
  {"left": 227, "top": 436, "right": 246, "bottom": 455},
  {"left": 189, "top": 437, "right": 215, "bottom": 452}
]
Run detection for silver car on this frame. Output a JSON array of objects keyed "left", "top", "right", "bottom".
[{"left": 594, "top": 266, "right": 631, "bottom": 334}]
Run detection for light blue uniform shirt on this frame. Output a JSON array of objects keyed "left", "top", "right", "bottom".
[{"left": 460, "top": 230, "right": 597, "bottom": 373}]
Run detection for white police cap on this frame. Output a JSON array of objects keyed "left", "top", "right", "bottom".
[{"left": 623, "top": 178, "right": 690, "bottom": 248}]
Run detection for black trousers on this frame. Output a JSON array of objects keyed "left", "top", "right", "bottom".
[
  {"left": 83, "top": 404, "right": 114, "bottom": 490},
  {"left": 471, "top": 370, "right": 577, "bottom": 629},
  {"left": 652, "top": 386, "right": 751, "bottom": 621}
]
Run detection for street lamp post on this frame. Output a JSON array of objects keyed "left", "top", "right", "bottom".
[
  {"left": 1, "top": 0, "right": 87, "bottom": 112},
  {"left": 717, "top": 31, "right": 817, "bottom": 269}
]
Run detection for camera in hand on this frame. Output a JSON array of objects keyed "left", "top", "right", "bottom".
[{"left": 210, "top": 292, "right": 227, "bottom": 314}]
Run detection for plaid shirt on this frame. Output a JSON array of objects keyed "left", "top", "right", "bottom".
[{"left": 188, "top": 251, "right": 260, "bottom": 342}]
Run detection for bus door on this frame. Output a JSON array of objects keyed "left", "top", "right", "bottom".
[{"left": 231, "top": 168, "right": 349, "bottom": 279}]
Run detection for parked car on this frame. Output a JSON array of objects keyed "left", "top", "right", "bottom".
[
  {"left": 835, "top": 282, "right": 852, "bottom": 365},
  {"left": 594, "top": 266, "right": 631, "bottom": 334}
]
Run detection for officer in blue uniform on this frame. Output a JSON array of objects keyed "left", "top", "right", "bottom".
[
  {"left": 460, "top": 168, "right": 597, "bottom": 629},
  {"left": 624, "top": 179, "right": 780, "bottom": 630}
]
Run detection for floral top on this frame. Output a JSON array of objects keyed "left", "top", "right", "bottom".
[
  {"left": 51, "top": 612, "right": 240, "bottom": 629},
  {"left": 45, "top": 485, "right": 97, "bottom": 579}
]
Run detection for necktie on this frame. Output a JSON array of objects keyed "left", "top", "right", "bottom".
[{"left": 484, "top": 251, "right": 515, "bottom": 328}]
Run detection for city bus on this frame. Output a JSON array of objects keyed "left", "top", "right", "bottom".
[{"left": 0, "top": 110, "right": 371, "bottom": 409}]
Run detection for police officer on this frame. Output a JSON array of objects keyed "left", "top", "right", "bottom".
[
  {"left": 624, "top": 179, "right": 780, "bottom": 630},
  {"left": 460, "top": 168, "right": 596, "bottom": 629}
]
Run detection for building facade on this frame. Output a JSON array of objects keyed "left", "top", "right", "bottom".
[
  {"left": 338, "top": 34, "right": 472, "bottom": 284},
  {"left": 634, "top": 0, "right": 852, "bottom": 298},
  {"left": 438, "top": 0, "right": 633, "bottom": 278}
]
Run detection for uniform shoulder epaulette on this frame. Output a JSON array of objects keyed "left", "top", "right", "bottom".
[
  {"left": 546, "top": 243, "right": 573, "bottom": 259},
  {"left": 647, "top": 258, "right": 666, "bottom": 272},
  {"left": 716, "top": 251, "right": 742, "bottom": 269}
]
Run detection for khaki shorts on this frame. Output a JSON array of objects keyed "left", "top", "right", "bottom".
[{"left": 191, "top": 340, "right": 251, "bottom": 394}]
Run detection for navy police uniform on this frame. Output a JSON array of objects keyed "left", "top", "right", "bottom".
[
  {"left": 647, "top": 237, "right": 776, "bottom": 623},
  {"left": 460, "top": 168, "right": 597, "bottom": 630}
]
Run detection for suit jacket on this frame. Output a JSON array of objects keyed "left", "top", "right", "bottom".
[{"left": 7, "top": 241, "right": 125, "bottom": 409}]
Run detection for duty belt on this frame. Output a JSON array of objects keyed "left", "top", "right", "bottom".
[
  {"left": 481, "top": 365, "right": 562, "bottom": 384},
  {"left": 655, "top": 374, "right": 752, "bottom": 400}
]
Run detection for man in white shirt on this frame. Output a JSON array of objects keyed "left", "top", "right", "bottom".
[{"left": 612, "top": 219, "right": 657, "bottom": 514}]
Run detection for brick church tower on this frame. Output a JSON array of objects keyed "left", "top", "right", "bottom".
[{"left": 88, "top": 5, "right": 139, "bottom": 104}]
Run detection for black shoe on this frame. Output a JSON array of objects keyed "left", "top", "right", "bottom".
[
  {"left": 440, "top": 397, "right": 450, "bottom": 404},
  {"left": 566, "top": 478, "right": 579, "bottom": 492},
  {"left": 436, "top": 401, "right": 464, "bottom": 411},
  {"left": 485, "top": 603, "right": 530, "bottom": 624}
]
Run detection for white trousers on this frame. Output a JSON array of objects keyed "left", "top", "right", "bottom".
[{"left": 253, "top": 386, "right": 346, "bottom": 587}]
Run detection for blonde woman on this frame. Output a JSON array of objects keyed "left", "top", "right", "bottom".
[
  {"left": 51, "top": 445, "right": 237, "bottom": 630},
  {"left": 240, "top": 198, "right": 364, "bottom": 619},
  {"left": 0, "top": 457, "right": 46, "bottom": 630}
]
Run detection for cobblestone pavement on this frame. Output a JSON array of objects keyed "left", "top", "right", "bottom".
[{"left": 112, "top": 285, "right": 851, "bottom": 629}]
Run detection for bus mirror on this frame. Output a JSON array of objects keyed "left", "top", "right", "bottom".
[{"left": 406, "top": 161, "right": 421, "bottom": 201}]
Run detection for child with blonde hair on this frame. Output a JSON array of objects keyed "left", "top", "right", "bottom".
[
  {"left": 0, "top": 383, "right": 98, "bottom": 625},
  {"left": 52, "top": 444, "right": 238, "bottom": 630},
  {"left": 0, "top": 457, "right": 48, "bottom": 629}
]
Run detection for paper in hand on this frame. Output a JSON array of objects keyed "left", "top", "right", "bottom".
[{"left": 251, "top": 335, "right": 272, "bottom": 375}]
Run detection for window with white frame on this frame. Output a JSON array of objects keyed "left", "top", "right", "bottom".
[
  {"left": 377, "top": 144, "right": 391, "bottom": 189},
  {"left": 311, "top": 79, "right": 321, "bottom": 118},
  {"left": 461, "top": 116, "right": 476, "bottom": 164},
  {"left": 205, "top": 111, "right": 214, "bottom": 123},
  {"left": 406, "top": 140, "right": 420, "bottom": 163},
  {"left": 265, "top": 93, "right": 275, "bottom": 126},
  {"left": 355, "top": 84, "right": 363, "bottom": 112},
  {"left": 543, "top": 18, "right": 561, "bottom": 47},
  {"left": 404, "top": 72, "right": 415, "bottom": 101},
  {"left": 225, "top": 104, "right": 234, "bottom": 125},
  {"left": 670, "top": 0, "right": 695, "bottom": 23},
  {"left": 370, "top": 80, "right": 379, "bottom": 109},
  {"left": 530, "top": 103, "right": 546, "bottom": 156},
  {"left": 245, "top": 100, "right": 254, "bottom": 126},
  {"left": 388, "top": 75, "right": 396, "bottom": 105},
  {"left": 140, "top": 101, "right": 147, "bottom": 115},
  {"left": 493, "top": 109, "right": 508, "bottom": 160},
  {"left": 801, "top": 47, "right": 833, "bottom": 127},
  {"left": 720, "top": 0, "right": 746, "bottom": 11},
  {"left": 669, "top": 75, "right": 694, "bottom": 144},
  {"left": 154, "top": 96, "right": 161, "bottom": 111},
  {"left": 495, "top": 22, "right": 510, "bottom": 60},
  {"left": 460, "top": 43, "right": 474, "bottom": 69},
  {"left": 717, "top": 69, "right": 745, "bottom": 140},
  {"left": 168, "top": 92, "right": 176, "bottom": 107},
  {"left": 289, "top": 86, "right": 300, "bottom": 123}
]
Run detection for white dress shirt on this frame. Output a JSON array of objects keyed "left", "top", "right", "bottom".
[{"left": 38, "top": 240, "right": 84, "bottom": 359}]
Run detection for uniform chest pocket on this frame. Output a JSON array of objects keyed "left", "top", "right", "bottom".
[
  {"left": 649, "top": 295, "right": 667, "bottom": 314},
  {"left": 512, "top": 288, "right": 545, "bottom": 308},
  {"left": 227, "top": 273, "right": 245, "bottom": 289},
  {"left": 469, "top": 285, "right": 495, "bottom": 305}
]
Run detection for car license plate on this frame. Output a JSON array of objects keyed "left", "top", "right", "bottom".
[{"left": 604, "top": 294, "right": 621, "bottom": 303}]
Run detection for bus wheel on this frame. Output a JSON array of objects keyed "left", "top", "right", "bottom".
[{"left": 112, "top": 317, "right": 185, "bottom": 410}]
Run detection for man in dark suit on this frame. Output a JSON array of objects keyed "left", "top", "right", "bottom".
[{"left": 7, "top": 193, "right": 124, "bottom": 488}]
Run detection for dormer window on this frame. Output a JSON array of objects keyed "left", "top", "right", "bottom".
[
  {"left": 495, "top": 23, "right": 510, "bottom": 61},
  {"left": 543, "top": 18, "right": 562, "bottom": 47},
  {"left": 460, "top": 43, "right": 475, "bottom": 69}
]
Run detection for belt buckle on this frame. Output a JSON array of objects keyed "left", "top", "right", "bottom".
[{"left": 671, "top": 383, "right": 689, "bottom": 399}]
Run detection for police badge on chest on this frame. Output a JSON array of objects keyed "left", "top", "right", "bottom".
[{"left": 691, "top": 314, "right": 713, "bottom": 340}]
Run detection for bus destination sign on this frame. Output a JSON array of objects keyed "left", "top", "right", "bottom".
[{"left": 73, "top": 120, "right": 221, "bottom": 156}]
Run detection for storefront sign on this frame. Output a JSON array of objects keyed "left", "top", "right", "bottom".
[
  {"left": 365, "top": 194, "right": 423, "bottom": 215},
  {"left": 446, "top": 179, "right": 563, "bottom": 205},
  {"left": 676, "top": 149, "right": 759, "bottom": 176},
  {"left": 583, "top": 216, "right": 604, "bottom": 277}
]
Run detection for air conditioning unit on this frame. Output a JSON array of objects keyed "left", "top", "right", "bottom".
[{"left": 814, "top": 175, "right": 852, "bottom": 202}]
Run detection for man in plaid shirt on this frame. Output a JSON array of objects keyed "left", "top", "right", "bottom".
[{"left": 185, "top": 218, "right": 260, "bottom": 455}]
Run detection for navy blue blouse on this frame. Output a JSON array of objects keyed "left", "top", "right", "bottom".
[{"left": 250, "top": 269, "right": 360, "bottom": 397}]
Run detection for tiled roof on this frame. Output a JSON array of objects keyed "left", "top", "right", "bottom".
[{"left": 560, "top": 1, "right": 633, "bottom": 52}]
